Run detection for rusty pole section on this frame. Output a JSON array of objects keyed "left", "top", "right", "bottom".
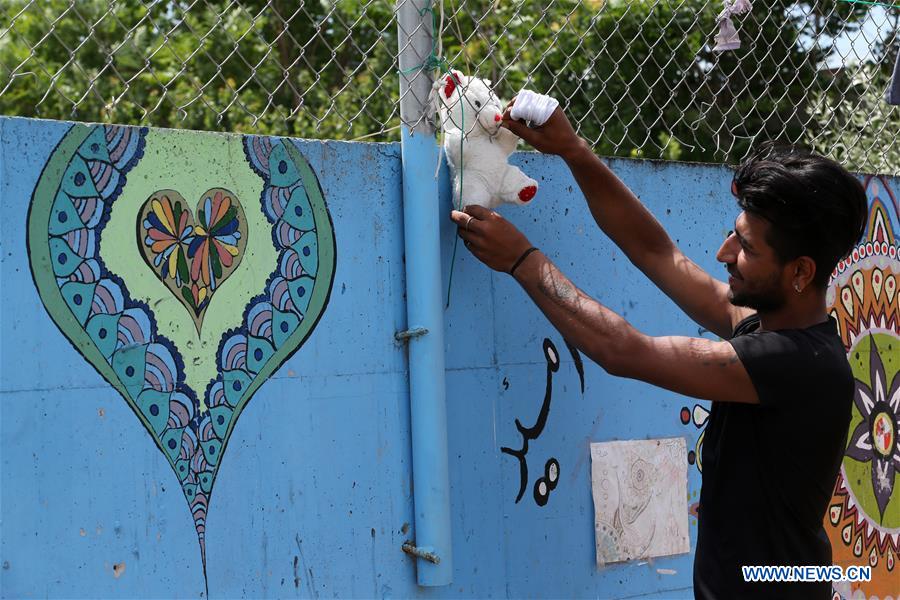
[{"left": 396, "top": 0, "right": 453, "bottom": 588}]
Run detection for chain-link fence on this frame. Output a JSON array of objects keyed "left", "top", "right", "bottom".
[{"left": 1, "top": 0, "right": 898, "bottom": 174}]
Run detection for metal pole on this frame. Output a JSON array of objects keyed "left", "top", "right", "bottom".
[{"left": 395, "top": 0, "right": 453, "bottom": 587}]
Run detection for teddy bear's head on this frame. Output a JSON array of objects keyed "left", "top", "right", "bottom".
[{"left": 436, "top": 71, "right": 504, "bottom": 137}]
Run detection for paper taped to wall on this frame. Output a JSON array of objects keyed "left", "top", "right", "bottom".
[{"left": 590, "top": 437, "right": 690, "bottom": 566}]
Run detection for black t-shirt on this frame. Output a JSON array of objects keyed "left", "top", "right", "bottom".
[{"left": 693, "top": 314, "right": 853, "bottom": 599}]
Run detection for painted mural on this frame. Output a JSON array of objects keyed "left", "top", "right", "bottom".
[
  {"left": 137, "top": 188, "right": 249, "bottom": 333},
  {"left": 827, "top": 175, "right": 900, "bottom": 600},
  {"left": 26, "top": 124, "right": 336, "bottom": 588},
  {"left": 679, "top": 403, "right": 709, "bottom": 472},
  {"left": 501, "top": 338, "right": 562, "bottom": 505},
  {"left": 501, "top": 337, "right": 585, "bottom": 506}
]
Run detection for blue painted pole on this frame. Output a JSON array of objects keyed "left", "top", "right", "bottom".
[{"left": 396, "top": 0, "right": 453, "bottom": 587}]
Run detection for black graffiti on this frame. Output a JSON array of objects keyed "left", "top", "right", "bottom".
[
  {"left": 564, "top": 339, "right": 585, "bottom": 394},
  {"left": 533, "top": 457, "right": 560, "bottom": 506},
  {"left": 501, "top": 338, "right": 560, "bottom": 503}
]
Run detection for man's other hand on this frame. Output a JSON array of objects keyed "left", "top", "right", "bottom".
[{"left": 450, "top": 205, "right": 533, "bottom": 273}]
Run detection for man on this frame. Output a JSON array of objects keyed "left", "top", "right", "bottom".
[{"left": 450, "top": 105, "right": 868, "bottom": 599}]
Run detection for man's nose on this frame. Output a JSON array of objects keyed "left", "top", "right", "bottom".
[{"left": 716, "top": 231, "right": 737, "bottom": 263}]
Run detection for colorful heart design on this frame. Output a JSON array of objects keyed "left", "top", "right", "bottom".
[
  {"left": 27, "top": 125, "right": 336, "bottom": 584},
  {"left": 137, "top": 189, "right": 248, "bottom": 332}
]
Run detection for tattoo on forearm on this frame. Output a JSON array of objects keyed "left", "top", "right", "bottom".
[
  {"left": 702, "top": 354, "right": 740, "bottom": 368},
  {"left": 537, "top": 266, "right": 581, "bottom": 315}
]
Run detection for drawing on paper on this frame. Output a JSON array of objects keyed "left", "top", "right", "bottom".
[{"left": 590, "top": 437, "right": 690, "bottom": 565}]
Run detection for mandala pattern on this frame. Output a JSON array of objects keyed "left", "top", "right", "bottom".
[
  {"left": 28, "top": 124, "right": 336, "bottom": 587},
  {"left": 827, "top": 176, "right": 899, "bottom": 599},
  {"left": 845, "top": 336, "right": 900, "bottom": 521}
]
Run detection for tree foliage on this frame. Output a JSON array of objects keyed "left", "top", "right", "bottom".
[
  {"left": 807, "top": 49, "right": 900, "bottom": 175},
  {"left": 0, "top": 0, "right": 894, "bottom": 170}
]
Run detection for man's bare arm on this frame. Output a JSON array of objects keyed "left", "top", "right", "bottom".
[
  {"left": 513, "top": 248, "right": 758, "bottom": 404},
  {"left": 563, "top": 142, "right": 748, "bottom": 337},
  {"left": 502, "top": 109, "right": 751, "bottom": 338}
]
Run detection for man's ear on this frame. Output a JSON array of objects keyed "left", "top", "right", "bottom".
[{"left": 791, "top": 256, "right": 817, "bottom": 292}]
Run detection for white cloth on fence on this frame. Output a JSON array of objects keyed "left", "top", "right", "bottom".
[
  {"left": 714, "top": 0, "right": 752, "bottom": 52},
  {"left": 510, "top": 89, "right": 559, "bottom": 126}
]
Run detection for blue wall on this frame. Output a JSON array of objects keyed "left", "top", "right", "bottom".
[{"left": 1, "top": 116, "right": 885, "bottom": 599}]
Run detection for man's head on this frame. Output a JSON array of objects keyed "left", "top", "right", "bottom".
[{"left": 716, "top": 144, "right": 868, "bottom": 311}]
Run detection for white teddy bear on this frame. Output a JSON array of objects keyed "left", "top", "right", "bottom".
[{"left": 434, "top": 71, "right": 538, "bottom": 209}]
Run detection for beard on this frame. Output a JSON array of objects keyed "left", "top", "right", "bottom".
[{"left": 727, "top": 274, "right": 787, "bottom": 312}]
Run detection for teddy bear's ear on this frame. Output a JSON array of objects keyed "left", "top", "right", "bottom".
[
  {"left": 442, "top": 71, "right": 465, "bottom": 100},
  {"left": 483, "top": 79, "right": 493, "bottom": 87}
]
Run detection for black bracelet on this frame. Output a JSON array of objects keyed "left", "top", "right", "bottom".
[{"left": 509, "top": 247, "right": 539, "bottom": 277}]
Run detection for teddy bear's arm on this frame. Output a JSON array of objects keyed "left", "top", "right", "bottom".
[
  {"left": 495, "top": 126, "right": 520, "bottom": 155},
  {"left": 444, "top": 129, "right": 463, "bottom": 167}
]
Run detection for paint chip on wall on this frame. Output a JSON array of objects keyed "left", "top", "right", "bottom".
[{"left": 590, "top": 437, "right": 690, "bottom": 566}]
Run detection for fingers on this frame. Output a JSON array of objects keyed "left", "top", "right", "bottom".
[
  {"left": 451, "top": 206, "right": 503, "bottom": 247},
  {"left": 461, "top": 237, "right": 479, "bottom": 258},
  {"left": 500, "top": 114, "right": 533, "bottom": 143},
  {"left": 451, "top": 209, "right": 486, "bottom": 238},
  {"left": 503, "top": 118, "right": 542, "bottom": 148},
  {"left": 463, "top": 204, "right": 493, "bottom": 220},
  {"left": 457, "top": 227, "right": 480, "bottom": 256},
  {"left": 449, "top": 209, "right": 469, "bottom": 226},
  {"left": 546, "top": 106, "right": 568, "bottom": 128},
  {"left": 450, "top": 210, "right": 476, "bottom": 231},
  {"left": 457, "top": 228, "right": 476, "bottom": 244}
]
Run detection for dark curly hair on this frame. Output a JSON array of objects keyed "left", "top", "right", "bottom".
[{"left": 732, "top": 144, "right": 868, "bottom": 287}]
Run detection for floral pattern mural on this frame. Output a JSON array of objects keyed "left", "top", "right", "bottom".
[
  {"left": 825, "top": 176, "right": 898, "bottom": 599},
  {"left": 27, "top": 124, "right": 336, "bottom": 591},
  {"left": 138, "top": 188, "right": 247, "bottom": 331}
]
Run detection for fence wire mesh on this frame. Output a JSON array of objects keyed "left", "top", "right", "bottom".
[{"left": 1, "top": 0, "right": 898, "bottom": 174}]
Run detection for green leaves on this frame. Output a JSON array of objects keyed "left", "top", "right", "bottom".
[
  {"left": 806, "top": 55, "right": 900, "bottom": 174},
  {"left": 0, "top": 0, "right": 894, "bottom": 171}
]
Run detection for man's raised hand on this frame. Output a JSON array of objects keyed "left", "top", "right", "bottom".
[{"left": 500, "top": 102, "right": 585, "bottom": 161}]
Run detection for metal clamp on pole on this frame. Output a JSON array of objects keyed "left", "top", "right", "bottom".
[
  {"left": 394, "top": 327, "right": 429, "bottom": 342},
  {"left": 401, "top": 541, "right": 441, "bottom": 565}
]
